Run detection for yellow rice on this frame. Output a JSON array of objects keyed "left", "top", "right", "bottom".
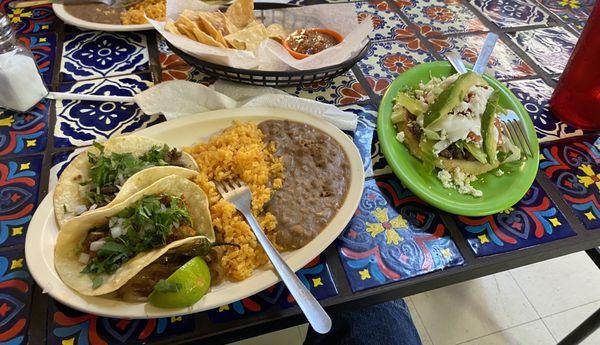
[
  {"left": 121, "top": 0, "right": 165, "bottom": 25},
  {"left": 184, "top": 122, "right": 284, "bottom": 281}
]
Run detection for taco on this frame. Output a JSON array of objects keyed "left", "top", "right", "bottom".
[
  {"left": 391, "top": 72, "right": 521, "bottom": 197},
  {"left": 54, "top": 175, "right": 214, "bottom": 297},
  {"left": 54, "top": 135, "right": 199, "bottom": 227}
]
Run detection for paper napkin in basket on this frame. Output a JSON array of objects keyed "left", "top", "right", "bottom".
[{"left": 134, "top": 80, "right": 358, "bottom": 131}]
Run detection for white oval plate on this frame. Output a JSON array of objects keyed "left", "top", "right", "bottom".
[
  {"left": 53, "top": 4, "right": 154, "bottom": 31},
  {"left": 25, "top": 107, "right": 365, "bottom": 318}
]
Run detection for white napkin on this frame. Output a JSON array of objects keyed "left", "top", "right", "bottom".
[{"left": 134, "top": 80, "right": 358, "bottom": 131}]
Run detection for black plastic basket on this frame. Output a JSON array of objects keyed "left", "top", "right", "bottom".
[{"left": 165, "top": 3, "right": 371, "bottom": 87}]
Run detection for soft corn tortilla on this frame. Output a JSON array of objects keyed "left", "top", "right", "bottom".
[
  {"left": 53, "top": 135, "right": 198, "bottom": 228},
  {"left": 400, "top": 121, "right": 500, "bottom": 176},
  {"left": 55, "top": 175, "right": 214, "bottom": 296}
]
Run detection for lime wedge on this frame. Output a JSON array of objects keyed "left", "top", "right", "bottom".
[{"left": 148, "top": 256, "right": 210, "bottom": 308}]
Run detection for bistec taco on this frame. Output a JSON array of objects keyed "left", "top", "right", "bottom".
[
  {"left": 54, "top": 135, "right": 199, "bottom": 227},
  {"left": 55, "top": 175, "right": 216, "bottom": 307},
  {"left": 392, "top": 72, "right": 521, "bottom": 197}
]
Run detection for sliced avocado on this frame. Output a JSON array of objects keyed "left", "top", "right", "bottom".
[
  {"left": 464, "top": 141, "right": 488, "bottom": 164},
  {"left": 423, "top": 72, "right": 483, "bottom": 128},
  {"left": 395, "top": 92, "right": 425, "bottom": 116},
  {"left": 391, "top": 106, "right": 408, "bottom": 124},
  {"left": 418, "top": 138, "right": 437, "bottom": 174},
  {"left": 481, "top": 91, "right": 500, "bottom": 164}
]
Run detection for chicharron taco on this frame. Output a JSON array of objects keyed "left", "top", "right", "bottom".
[{"left": 54, "top": 135, "right": 199, "bottom": 227}]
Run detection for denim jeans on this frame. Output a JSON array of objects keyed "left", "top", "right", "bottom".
[{"left": 304, "top": 299, "right": 422, "bottom": 345}]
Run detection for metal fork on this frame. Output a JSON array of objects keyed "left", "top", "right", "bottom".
[
  {"left": 8, "top": 0, "right": 142, "bottom": 9},
  {"left": 499, "top": 110, "right": 534, "bottom": 158},
  {"left": 214, "top": 179, "right": 332, "bottom": 334}
]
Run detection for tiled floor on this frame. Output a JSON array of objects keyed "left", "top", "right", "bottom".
[{"left": 229, "top": 251, "right": 600, "bottom": 344}]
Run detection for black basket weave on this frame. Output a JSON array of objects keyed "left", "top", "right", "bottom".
[{"left": 165, "top": 3, "right": 371, "bottom": 87}]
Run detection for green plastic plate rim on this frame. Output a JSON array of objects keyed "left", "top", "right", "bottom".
[{"left": 377, "top": 61, "right": 540, "bottom": 216}]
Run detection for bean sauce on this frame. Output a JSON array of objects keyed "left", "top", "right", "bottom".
[
  {"left": 64, "top": 4, "right": 123, "bottom": 24},
  {"left": 259, "top": 120, "right": 350, "bottom": 250}
]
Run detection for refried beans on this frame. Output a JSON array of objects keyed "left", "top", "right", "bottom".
[{"left": 258, "top": 120, "right": 350, "bottom": 250}]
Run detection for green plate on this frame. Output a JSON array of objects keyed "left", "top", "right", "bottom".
[{"left": 377, "top": 61, "right": 539, "bottom": 216}]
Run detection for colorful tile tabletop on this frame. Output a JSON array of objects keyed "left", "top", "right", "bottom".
[{"left": 0, "top": 0, "right": 599, "bottom": 343}]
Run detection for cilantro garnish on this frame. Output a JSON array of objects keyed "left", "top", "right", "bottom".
[
  {"left": 84, "top": 143, "right": 178, "bottom": 207},
  {"left": 92, "top": 276, "right": 103, "bottom": 289},
  {"left": 153, "top": 279, "right": 182, "bottom": 293},
  {"left": 81, "top": 194, "right": 192, "bottom": 278}
]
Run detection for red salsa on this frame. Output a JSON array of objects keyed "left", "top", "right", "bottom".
[{"left": 286, "top": 29, "right": 340, "bottom": 55}]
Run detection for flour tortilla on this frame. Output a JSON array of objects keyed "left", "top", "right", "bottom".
[
  {"left": 53, "top": 135, "right": 198, "bottom": 228},
  {"left": 55, "top": 175, "right": 214, "bottom": 297},
  {"left": 400, "top": 121, "right": 500, "bottom": 176}
]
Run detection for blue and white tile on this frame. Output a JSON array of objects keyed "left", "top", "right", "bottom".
[
  {"left": 508, "top": 27, "right": 578, "bottom": 74},
  {"left": 61, "top": 31, "right": 150, "bottom": 82},
  {"left": 506, "top": 78, "right": 583, "bottom": 142},
  {"left": 469, "top": 0, "right": 551, "bottom": 28},
  {"left": 54, "top": 73, "right": 160, "bottom": 148},
  {"left": 358, "top": 40, "right": 435, "bottom": 96},
  {"left": 404, "top": 0, "right": 488, "bottom": 34},
  {"left": 430, "top": 33, "right": 536, "bottom": 80},
  {"left": 355, "top": 0, "right": 406, "bottom": 41}
]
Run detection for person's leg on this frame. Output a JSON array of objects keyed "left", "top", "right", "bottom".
[{"left": 304, "top": 299, "right": 422, "bottom": 345}]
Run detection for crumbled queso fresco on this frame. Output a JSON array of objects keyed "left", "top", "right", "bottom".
[
  {"left": 437, "top": 167, "right": 483, "bottom": 197},
  {"left": 396, "top": 131, "right": 405, "bottom": 143}
]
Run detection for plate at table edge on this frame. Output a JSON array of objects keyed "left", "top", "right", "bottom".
[
  {"left": 53, "top": 4, "right": 154, "bottom": 31},
  {"left": 377, "top": 61, "right": 539, "bottom": 216},
  {"left": 25, "top": 107, "right": 365, "bottom": 318}
]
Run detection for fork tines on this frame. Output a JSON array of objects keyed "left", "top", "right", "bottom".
[
  {"left": 214, "top": 179, "right": 245, "bottom": 195},
  {"left": 500, "top": 112, "right": 534, "bottom": 158}
]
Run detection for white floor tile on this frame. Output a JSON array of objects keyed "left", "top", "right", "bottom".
[
  {"left": 297, "top": 323, "right": 309, "bottom": 343},
  {"left": 510, "top": 252, "right": 600, "bottom": 317},
  {"left": 228, "top": 326, "right": 302, "bottom": 345},
  {"left": 460, "top": 320, "right": 555, "bottom": 345},
  {"left": 406, "top": 297, "right": 434, "bottom": 345},
  {"left": 543, "top": 300, "right": 600, "bottom": 345},
  {"left": 411, "top": 272, "right": 538, "bottom": 345}
]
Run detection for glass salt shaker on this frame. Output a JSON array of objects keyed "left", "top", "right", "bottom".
[{"left": 0, "top": 12, "right": 48, "bottom": 112}]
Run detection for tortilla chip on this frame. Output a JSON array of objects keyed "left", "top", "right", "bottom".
[
  {"left": 224, "top": 21, "right": 268, "bottom": 51},
  {"left": 199, "top": 11, "right": 231, "bottom": 34},
  {"left": 225, "top": 0, "right": 254, "bottom": 28},
  {"left": 175, "top": 18, "right": 196, "bottom": 40},
  {"left": 266, "top": 23, "right": 287, "bottom": 40},
  {"left": 197, "top": 13, "right": 228, "bottom": 47},
  {"left": 178, "top": 15, "right": 225, "bottom": 48},
  {"left": 164, "top": 21, "right": 181, "bottom": 35}
]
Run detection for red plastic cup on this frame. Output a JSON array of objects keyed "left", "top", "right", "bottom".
[{"left": 549, "top": 2, "right": 600, "bottom": 130}]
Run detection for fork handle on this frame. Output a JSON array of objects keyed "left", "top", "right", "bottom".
[{"left": 243, "top": 212, "right": 332, "bottom": 334}]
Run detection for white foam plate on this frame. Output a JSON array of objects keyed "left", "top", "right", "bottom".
[
  {"left": 25, "top": 107, "right": 365, "bottom": 318},
  {"left": 53, "top": 4, "right": 154, "bottom": 31}
]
